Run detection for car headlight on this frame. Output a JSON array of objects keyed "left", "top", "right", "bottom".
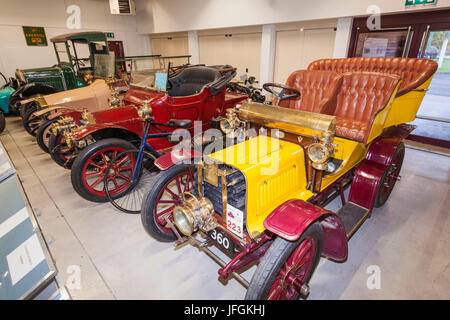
[
  {"left": 173, "top": 206, "right": 194, "bottom": 236},
  {"left": 308, "top": 143, "right": 329, "bottom": 164},
  {"left": 219, "top": 118, "right": 235, "bottom": 134}
]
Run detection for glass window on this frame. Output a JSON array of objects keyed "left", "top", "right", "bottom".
[
  {"left": 355, "top": 30, "right": 411, "bottom": 58},
  {"left": 54, "top": 42, "right": 70, "bottom": 64}
]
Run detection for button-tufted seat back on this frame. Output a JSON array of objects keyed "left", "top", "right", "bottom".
[
  {"left": 277, "top": 70, "right": 343, "bottom": 115},
  {"left": 308, "top": 58, "right": 437, "bottom": 97},
  {"left": 334, "top": 72, "right": 401, "bottom": 143}
]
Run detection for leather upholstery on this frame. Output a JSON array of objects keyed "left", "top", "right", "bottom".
[
  {"left": 168, "top": 66, "right": 221, "bottom": 97},
  {"left": 334, "top": 72, "right": 400, "bottom": 143},
  {"left": 277, "top": 70, "right": 343, "bottom": 115},
  {"left": 308, "top": 58, "right": 437, "bottom": 97}
]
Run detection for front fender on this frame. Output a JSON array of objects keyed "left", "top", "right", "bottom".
[
  {"left": 154, "top": 147, "right": 203, "bottom": 170},
  {"left": 264, "top": 199, "right": 348, "bottom": 261},
  {"left": 72, "top": 123, "right": 132, "bottom": 140},
  {"left": 12, "top": 82, "right": 58, "bottom": 100}
]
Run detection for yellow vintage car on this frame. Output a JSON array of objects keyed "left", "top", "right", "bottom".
[{"left": 140, "top": 57, "right": 437, "bottom": 300}]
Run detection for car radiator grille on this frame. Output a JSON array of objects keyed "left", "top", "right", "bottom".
[{"left": 193, "top": 165, "right": 246, "bottom": 217}]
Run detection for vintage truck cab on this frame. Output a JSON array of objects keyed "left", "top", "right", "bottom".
[{"left": 7, "top": 31, "right": 111, "bottom": 115}]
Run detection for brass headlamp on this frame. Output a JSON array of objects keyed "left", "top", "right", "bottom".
[
  {"left": 219, "top": 108, "right": 245, "bottom": 139},
  {"left": 307, "top": 130, "right": 335, "bottom": 170},
  {"left": 173, "top": 193, "right": 216, "bottom": 236},
  {"left": 105, "top": 75, "right": 122, "bottom": 108}
]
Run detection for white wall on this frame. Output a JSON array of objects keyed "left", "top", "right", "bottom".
[
  {"left": 136, "top": 0, "right": 450, "bottom": 34},
  {"left": 0, "top": 0, "right": 150, "bottom": 77}
]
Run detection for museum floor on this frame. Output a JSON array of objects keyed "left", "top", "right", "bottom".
[{"left": 1, "top": 116, "right": 449, "bottom": 300}]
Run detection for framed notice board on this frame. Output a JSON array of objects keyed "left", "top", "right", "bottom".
[{"left": 22, "top": 26, "right": 48, "bottom": 46}]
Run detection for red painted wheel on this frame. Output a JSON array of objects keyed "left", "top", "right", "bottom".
[
  {"left": 71, "top": 138, "right": 136, "bottom": 202},
  {"left": 81, "top": 147, "right": 134, "bottom": 197},
  {"left": 246, "top": 223, "right": 323, "bottom": 300},
  {"left": 141, "top": 164, "right": 195, "bottom": 242},
  {"left": 374, "top": 142, "right": 405, "bottom": 208},
  {"left": 266, "top": 236, "right": 317, "bottom": 300}
]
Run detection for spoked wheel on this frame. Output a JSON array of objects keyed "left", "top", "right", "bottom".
[
  {"left": 374, "top": 142, "right": 405, "bottom": 208},
  {"left": 141, "top": 164, "right": 195, "bottom": 242},
  {"left": 36, "top": 119, "right": 57, "bottom": 153},
  {"left": 104, "top": 149, "right": 159, "bottom": 214},
  {"left": 71, "top": 138, "right": 136, "bottom": 203},
  {"left": 0, "top": 112, "right": 5, "bottom": 134},
  {"left": 23, "top": 106, "right": 42, "bottom": 136},
  {"left": 9, "top": 95, "right": 24, "bottom": 116},
  {"left": 48, "top": 133, "right": 76, "bottom": 168},
  {"left": 246, "top": 223, "right": 323, "bottom": 300}
]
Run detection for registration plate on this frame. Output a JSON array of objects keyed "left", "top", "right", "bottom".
[{"left": 208, "top": 229, "right": 235, "bottom": 254}]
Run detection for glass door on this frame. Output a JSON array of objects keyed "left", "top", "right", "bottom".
[{"left": 409, "top": 28, "right": 450, "bottom": 148}]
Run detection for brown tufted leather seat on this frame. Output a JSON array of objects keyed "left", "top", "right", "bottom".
[
  {"left": 334, "top": 72, "right": 400, "bottom": 143},
  {"left": 308, "top": 57, "right": 437, "bottom": 97},
  {"left": 276, "top": 70, "right": 343, "bottom": 115}
]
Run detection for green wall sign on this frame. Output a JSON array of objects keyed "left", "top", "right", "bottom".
[
  {"left": 105, "top": 32, "right": 115, "bottom": 39},
  {"left": 405, "top": 0, "right": 437, "bottom": 8},
  {"left": 22, "top": 26, "right": 48, "bottom": 46}
]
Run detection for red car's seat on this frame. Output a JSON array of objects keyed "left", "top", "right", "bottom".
[
  {"left": 277, "top": 70, "right": 343, "bottom": 115},
  {"left": 308, "top": 57, "right": 437, "bottom": 97},
  {"left": 167, "top": 66, "right": 222, "bottom": 97},
  {"left": 334, "top": 72, "right": 400, "bottom": 143}
]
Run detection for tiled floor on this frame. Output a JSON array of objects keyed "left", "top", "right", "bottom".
[{"left": 1, "top": 116, "right": 449, "bottom": 300}]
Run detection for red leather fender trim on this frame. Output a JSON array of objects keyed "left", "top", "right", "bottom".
[
  {"left": 348, "top": 160, "right": 385, "bottom": 209},
  {"left": 154, "top": 147, "right": 203, "bottom": 170},
  {"left": 264, "top": 199, "right": 348, "bottom": 261}
]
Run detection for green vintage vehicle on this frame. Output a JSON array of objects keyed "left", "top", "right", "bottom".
[{"left": 7, "top": 31, "right": 111, "bottom": 116}]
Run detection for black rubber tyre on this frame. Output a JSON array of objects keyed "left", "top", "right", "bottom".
[
  {"left": 36, "top": 119, "right": 57, "bottom": 153},
  {"left": 0, "top": 112, "right": 5, "bottom": 134},
  {"left": 22, "top": 106, "right": 40, "bottom": 136},
  {"left": 373, "top": 142, "right": 405, "bottom": 208},
  {"left": 48, "top": 133, "right": 75, "bottom": 168},
  {"left": 71, "top": 138, "right": 136, "bottom": 203},
  {"left": 9, "top": 95, "right": 23, "bottom": 116},
  {"left": 245, "top": 223, "right": 323, "bottom": 300},
  {"left": 141, "top": 163, "right": 195, "bottom": 242},
  {"left": 20, "top": 101, "right": 35, "bottom": 118}
]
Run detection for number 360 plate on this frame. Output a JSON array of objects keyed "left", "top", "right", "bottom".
[{"left": 208, "top": 229, "right": 235, "bottom": 254}]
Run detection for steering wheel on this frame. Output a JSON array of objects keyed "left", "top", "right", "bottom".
[{"left": 263, "top": 83, "right": 300, "bottom": 105}]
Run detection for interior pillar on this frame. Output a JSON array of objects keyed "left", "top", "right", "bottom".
[
  {"left": 259, "top": 24, "right": 276, "bottom": 92},
  {"left": 188, "top": 31, "right": 199, "bottom": 65},
  {"left": 333, "top": 17, "right": 353, "bottom": 58}
]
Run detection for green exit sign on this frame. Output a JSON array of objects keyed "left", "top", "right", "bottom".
[
  {"left": 405, "top": 0, "right": 437, "bottom": 8},
  {"left": 105, "top": 32, "right": 115, "bottom": 39}
]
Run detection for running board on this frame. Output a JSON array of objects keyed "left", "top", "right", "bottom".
[{"left": 337, "top": 202, "right": 371, "bottom": 239}]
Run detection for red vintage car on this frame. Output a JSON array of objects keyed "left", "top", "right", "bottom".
[{"left": 55, "top": 65, "right": 248, "bottom": 202}]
